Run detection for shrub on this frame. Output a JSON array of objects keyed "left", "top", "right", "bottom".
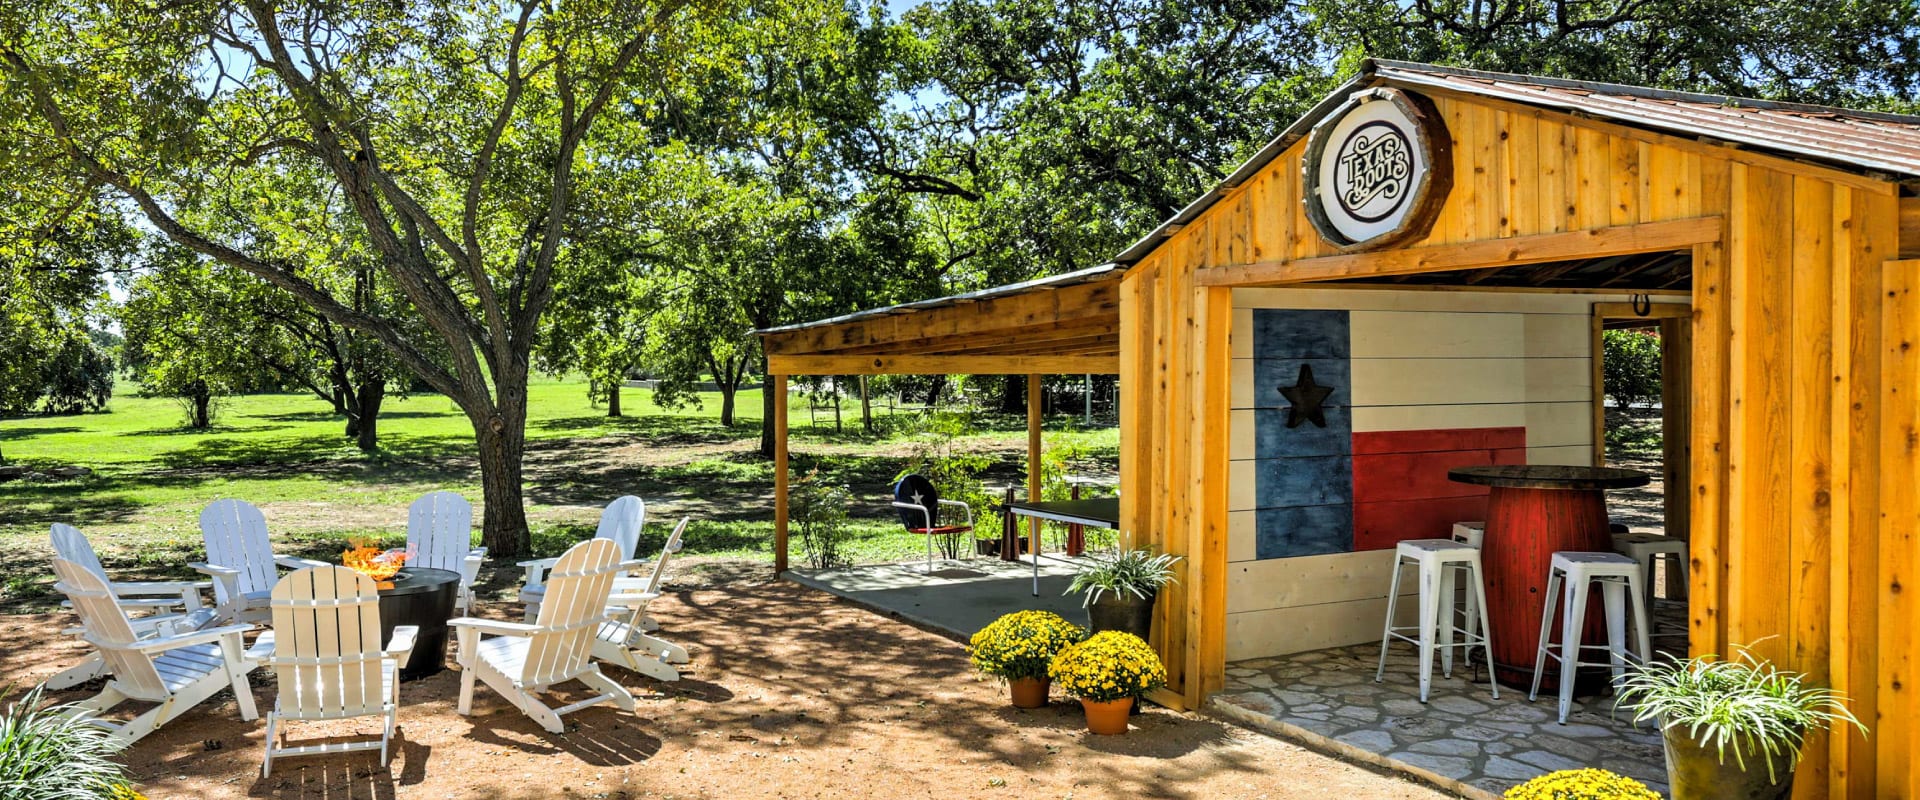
[
  {"left": 0, "top": 686, "right": 135, "bottom": 800},
  {"left": 1047, "top": 630, "right": 1167, "bottom": 702},
  {"left": 1616, "top": 646, "right": 1863, "bottom": 782},
  {"left": 1503, "top": 769, "right": 1661, "bottom": 799},
  {"left": 968, "top": 611, "right": 1084, "bottom": 682},
  {"left": 1602, "top": 329, "right": 1662, "bottom": 409},
  {"left": 1065, "top": 548, "right": 1181, "bottom": 607},
  {"left": 793, "top": 468, "right": 854, "bottom": 569}
]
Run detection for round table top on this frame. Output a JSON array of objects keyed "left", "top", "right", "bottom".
[
  {"left": 373, "top": 567, "right": 460, "bottom": 597},
  {"left": 1447, "top": 465, "right": 1651, "bottom": 490}
]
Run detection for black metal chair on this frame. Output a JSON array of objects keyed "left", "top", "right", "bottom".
[{"left": 890, "top": 474, "right": 975, "bottom": 573}]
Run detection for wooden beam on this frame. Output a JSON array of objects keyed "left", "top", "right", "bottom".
[
  {"left": 824, "top": 315, "right": 1118, "bottom": 355},
  {"left": 1901, "top": 196, "right": 1920, "bottom": 259},
  {"left": 766, "top": 354, "right": 1118, "bottom": 376},
  {"left": 761, "top": 279, "right": 1120, "bottom": 356},
  {"left": 1593, "top": 301, "right": 1692, "bottom": 320},
  {"left": 772, "top": 374, "right": 790, "bottom": 575},
  {"left": 1195, "top": 216, "right": 1724, "bottom": 287}
]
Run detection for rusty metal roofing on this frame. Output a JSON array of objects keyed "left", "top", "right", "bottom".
[
  {"left": 751, "top": 263, "right": 1122, "bottom": 336},
  {"left": 1112, "top": 59, "right": 1920, "bottom": 265}
]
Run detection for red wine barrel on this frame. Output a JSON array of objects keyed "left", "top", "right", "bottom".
[{"left": 1479, "top": 485, "right": 1614, "bottom": 691}]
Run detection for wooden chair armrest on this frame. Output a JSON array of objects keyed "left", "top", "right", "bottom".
[
  {"left": 121, "top": 623, "right": 255, "bottom": 654},
  {"left": 188, "top": 562, "right": 240, "bottom": 578},
  {"left": 461, "top": 552, "right": 486, "bottom": 587},
  {"left": 606, "top": 591, "right": 662, "bottom": 608},
  {"left": 274, "top": 555, "right": 331, "bottom": 571},
  {"left": 517, "top": 557, "right": 559, "bottom": 588},
  {"left": 384, "top": 625, "right": 420, "bottom": 664},
  {"left": 110, "top": 580, "right": 212, "bottom": 596},
  {"left": 447, "top": 617, "right": 540, "bottom": 637}
]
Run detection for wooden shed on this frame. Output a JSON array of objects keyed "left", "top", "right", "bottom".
[{"left": 760, "top": 60, "right": 1920, "bottom": 798}]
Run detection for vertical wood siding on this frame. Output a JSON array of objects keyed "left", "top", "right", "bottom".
[{"left": 1119, "top": 88, "right": 1913, "bottom": 797}]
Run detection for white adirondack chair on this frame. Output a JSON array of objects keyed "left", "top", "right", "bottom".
[
  {"left": 191, "top": 499, "right": 329, "bottom": 623},
  {"left": 48, "top": 557, "right": 258, "bottom": 744},
  {"left": 452, "top": 538, "right": 638, "bottom": 733},
  {"left": 598, "top": 518, "right": 693, "bottom": 681},
  {"left": 518, "top": 495, "right": 644, "bottom": 621},
  {"left": 46, "top": 523, "right": 216, "bottom": 690},
  {"left": 253, "top": 566, "right": 418, "bottom": 778},
  {"left": 406, "top": 491, "right": 486, "bottom": 612}
]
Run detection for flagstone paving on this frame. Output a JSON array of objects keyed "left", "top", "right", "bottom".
[{"left": 1212, "top": 644, "right": 1669, "bottom": 799}]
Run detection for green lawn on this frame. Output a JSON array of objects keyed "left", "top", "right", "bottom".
[{"left": 0, "top": 376, "right": 1116, "bottom": 611}]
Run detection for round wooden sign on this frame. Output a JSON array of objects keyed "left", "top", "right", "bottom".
[{"left": 1302, "top": 88, "right": 1452, "bottom": 250}]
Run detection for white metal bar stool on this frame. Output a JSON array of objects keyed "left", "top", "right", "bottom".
[
  {"left": 1610, "top": 531, "right": 1688, "bottom": 604},
  {"left": 1449, "top": 522, "right": 1486, "bottom": 662},
  {"left": 1529, "top": 551, "right": 1653, "bottom": 723},
  {"left": 1375, "top": 539, "right": 1499, "bottom": 703}
]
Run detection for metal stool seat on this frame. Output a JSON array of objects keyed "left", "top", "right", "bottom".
[
  {"left": 1610, "top": 531, "right": 1688, "bottom": 604},
  {"left": 1529, "top": 551, "right": 1652, "bottom": 723},
  {"left": 1375, "top": 539, "right": 1499, "bottom": 703}
]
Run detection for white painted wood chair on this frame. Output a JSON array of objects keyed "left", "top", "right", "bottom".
[
  {"left": 252, "top": 566, "right": 418, "bottom": 778},
  {"left": 47, "top": 557, "right": 258, "bottom": 744},
  {"left": 598, "top": 517, "right": 693, "bottom": 681},
  {"left": 190, "top": 499, "right": 329, "bottom": 623},
  {"left": 46, "top": 523, "right": 216, "bottom": 690},
  {"left": 406, "top": 491, "right": 486, "bottom": 612},
  {"left": 452, "top": 538, "right": 639, "bottom": 733},
  {"left": 517, "top": 495, "right": 643, "bottom": 621}
]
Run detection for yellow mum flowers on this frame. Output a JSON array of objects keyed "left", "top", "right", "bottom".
[
  {"left": 1503, "top": 769, "right": 1660, "bottom": 800},
  {"left": 1048, "top": 631, "right": 1166, "bottom": 702},
  {"left": 969, "top": 611, "right": 1085, "bottom": 681}
]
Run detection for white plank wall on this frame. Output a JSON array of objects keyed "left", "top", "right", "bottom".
[{"left": 1226, "top": 287, "right": 1686, "bottom": 660}]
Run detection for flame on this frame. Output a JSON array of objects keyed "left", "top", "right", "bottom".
[{"left": 342, "top": 540, "right": 408, "bottom": 581}]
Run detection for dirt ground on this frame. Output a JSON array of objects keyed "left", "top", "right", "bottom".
[{"left": 4, "top": 563, "right": 1448, "bottom": 800}]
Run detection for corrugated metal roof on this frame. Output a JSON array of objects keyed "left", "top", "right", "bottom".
[
  {"left": 1113, "top": 59, "right": 1920, "bottom": 265},
  {"left": 752, "top": 263, "right": 1122, "bottom": 336}
]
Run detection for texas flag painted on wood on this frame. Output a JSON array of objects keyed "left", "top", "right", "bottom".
[{"left": 1250, "top": 308, "right": 1525, "bottom": 559}]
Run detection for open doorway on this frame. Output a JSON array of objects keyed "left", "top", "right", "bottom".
[{"left": 1593, "top": 300, "right": 1692, "bottom": 625}]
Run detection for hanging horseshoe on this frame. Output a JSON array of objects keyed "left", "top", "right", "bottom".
[{"left": 1630, "top": 293, "right": 1653, "bottom": 317}]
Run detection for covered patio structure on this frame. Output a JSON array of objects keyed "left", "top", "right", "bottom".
[{"left": 761, "top": 59, "right": 1920, "bottom": 799}]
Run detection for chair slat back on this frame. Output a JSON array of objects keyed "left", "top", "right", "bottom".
[
  {"left": 270, "top": 566, "right": 386, "bottom": 718},
  {"left": 595, "top": 496, "right": 645, "bottom": 561},
  {"left": 50, "top": 558, "right": 167, "bottom": 700},
  {"left": 49, "top": 523, "right": 107, "bottom": 581},
  {"left": 200, "top": 499, "right": 280, "bottom": 603},
  {"left": 406, "top": 491, "right": 474, "bottom": 574},
  {"left": 522, "top": 539, "right": 621, "bottom": 686},
  {"left": 641, "top": 518, "right": 690, "bottom": 591}
]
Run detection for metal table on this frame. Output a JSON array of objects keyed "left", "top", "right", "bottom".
[{"left": 1005, "top": 498, "right": 1120, "bottom": 596}]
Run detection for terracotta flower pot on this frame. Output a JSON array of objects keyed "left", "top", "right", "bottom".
[
  {"left": 1009, "top": 676, "right": 1050, "bottom": 708},
  {"left": 1081, "top": 697, "right": 1132, "bottom": 735}
]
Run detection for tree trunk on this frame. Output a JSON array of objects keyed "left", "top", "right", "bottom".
[
  {"left": 474, "top": 405, "right": 531, "bottom": 557},
  {"left": 606, "top": 381, "right": 622, "bottom": 418},
  {"left": 926, "top": 375, "right": 946, "bottom": 407},
  {"left": 189, "top": 381, "right": 212, "bottom": 429},
  {"left": 354, "top": 380, "right": 384, "bottom": 452},
  {"left": 998, "top": 375, "right": 1024, "bottom": 414},
  {"left": 720, "top": 385, "right": 736, "bottom": 427}
]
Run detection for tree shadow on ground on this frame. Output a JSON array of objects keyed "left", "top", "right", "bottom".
[{"left": 0, "top": 425, "right": 84, "bottom": 441}]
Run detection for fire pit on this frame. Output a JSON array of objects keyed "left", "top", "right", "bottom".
[{"left": 372, "top": 567, "right": 460, "bottom": 680}]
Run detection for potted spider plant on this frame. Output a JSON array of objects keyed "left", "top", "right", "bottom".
[
  {"left": 0, "top": 686, "right": 144, "bottom": 799},
  {"left": 1615, "top": 647, "right": 1864, "bottom": 800},
  {"left": 1065, "top": 548, "right": 1180, "bottom": 641}
]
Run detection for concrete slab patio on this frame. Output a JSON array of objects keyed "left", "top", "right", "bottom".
[
  {"left": 787, "top": 555, "right": 1092, "bottom": 639},
  {"left": 1212, "top": 644, "right": 1670, "bottom": 800}
]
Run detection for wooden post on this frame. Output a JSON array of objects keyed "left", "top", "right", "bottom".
[
  {"left": 773, "top": 374, "right": 790, "bottom": 574},
  {"left": 1027, "top": 374, "right": 1043, "bottom": 547}
]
